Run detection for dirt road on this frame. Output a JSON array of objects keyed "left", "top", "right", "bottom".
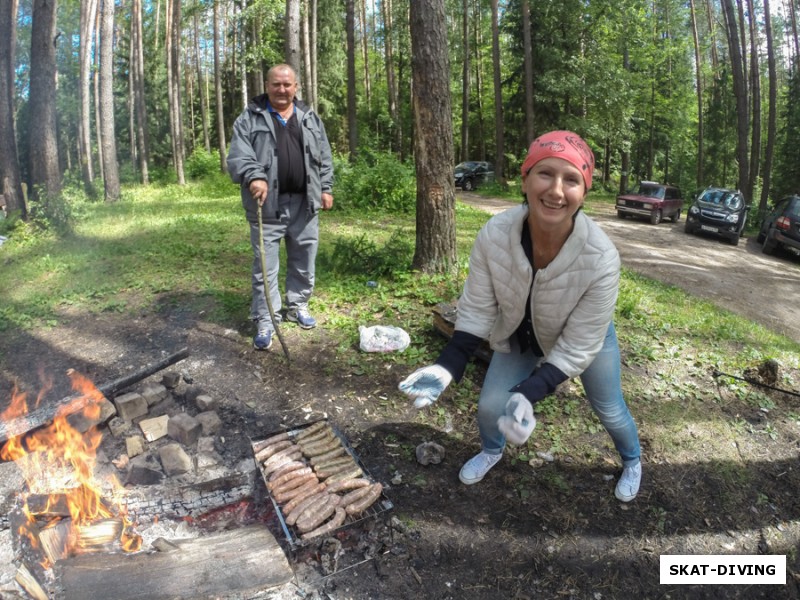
[{"left": 459, "top": 193, "right": 800, "bottom": 343}]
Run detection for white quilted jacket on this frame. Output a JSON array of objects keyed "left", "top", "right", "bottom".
[{"left": 454, "top": 204, "right": 620, "bottom": 378}]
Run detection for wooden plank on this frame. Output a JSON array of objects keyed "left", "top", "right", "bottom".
[
  {"left": 54, "top": 524, "right": 293, "bottom": 600},
  {"left": 432, "top": 303, "right": 492, "bottom": 364}
]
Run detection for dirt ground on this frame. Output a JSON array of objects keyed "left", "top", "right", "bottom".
[{"left": 1, "top": 195, "right": 800, "bottom": 600}]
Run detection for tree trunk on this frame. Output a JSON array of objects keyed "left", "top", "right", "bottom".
[
  {"left": 789, "top": 0, "right": 800, "bottom": 62},
  {"left": 761, "top": 0, "right": 777, "bottom": 215},
  {"left": 28, "top": 0, "right": 62, "bottom": 203},
  {"left": 166, "top": 0, "right": 185, "bottom": 184},
  {"left": 521, "top": 0, "right": 534, "bottom": 146},
  {"left": 459, "top": 0, "right": 470, "bottom": 162},
  {"left": 301, "top": 0, "right": 313, "bottom": 109},
  {"left": 382, "top": 0, "right": 400, "bottom": 155},
  {"left": 705, "top": 0, "right": 719, "bottom": 74},
  {"left": 360, "top": 0, "right": 371, "bottom": 109},
  {"left": 79, "top": 0, "right": 98, "bottom": 195},
  {"left": 0, "top": 0, "right": 25, "bottom": 219},
  {"left": 346, "top": 0, "right": 358, "bottom": 160},
  {"left": 132, "top": 0, "right": 150, "bottom": 184},
  {"left": 490, "top": 0, "right": 505, "bottom": 187},
  {"left": 689, "top": 0, "right": 704, "bottom": 187},
  {"left": 285, "top": 0, "right": 302, "bottom": 84},
  {"left": 619, "top": 45, "right": 630, "bottom": 195},
  {"left": 474, "top": 0, "right": 486, "bottom": 161},
  {"left": 213, "top": 0, "right": 227, "bottom": 173},
  {"left": 310, "top": 0, "right": 318, "bottom": 110},
  {"left": 746, "top": 0, "right": 760, "bottom": 201},
  {"left": 194, "top": 10, "right": 210, "bottom": 152},
  {"left": 721, "top": 0, "right": 750, "bottom": 198},
  {"left": 409, "top": 0, "right": 456, "bottom": 274},
  {"left": 99, "top": 0, "right": 120, "bottom": 202}
]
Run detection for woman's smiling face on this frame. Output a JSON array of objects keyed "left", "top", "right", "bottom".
[{"left": 523, "top": 157, "right": 586, "bottom": 230}]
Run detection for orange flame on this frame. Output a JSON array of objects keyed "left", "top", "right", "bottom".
[{"left": 1, "top": 371, "right": 141, "bottom": 558}]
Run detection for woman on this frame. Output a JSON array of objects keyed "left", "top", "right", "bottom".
[{"left": 399, "top": 131, "right": 641, "bottom": 502}]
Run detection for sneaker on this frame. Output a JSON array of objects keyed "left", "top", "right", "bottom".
[
  {"left": 459, "top": 451, "right": 502, "bottom": 485},
  {"left": 615, "top": 462, "right": 642, "bottom": 502},
  {"left": 286, "top": 307, "right": 317, "bottom": 329},
  {"left": 253, "top": 325, "right": 273, "bottom": 350}
]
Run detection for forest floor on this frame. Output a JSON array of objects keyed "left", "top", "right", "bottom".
[{"left": 1, "top": 195, "right": 800, "bottom": 599}]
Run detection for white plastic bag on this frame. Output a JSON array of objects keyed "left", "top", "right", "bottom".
[{"left": 358, "top": 325, "right": 411, "bottom": 353}]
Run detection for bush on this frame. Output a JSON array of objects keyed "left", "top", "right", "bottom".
[
  {"left": 333, "top": 151, "right": 416, "bottom": 213},
  {"left": 318, "top": 229, "right": 414, "bottom": 278},
  {"left": 186, "top": 148, "right": 222, "bottom": 179}
]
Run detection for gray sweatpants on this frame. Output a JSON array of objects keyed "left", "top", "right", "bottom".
[{"left": 249, "top": 192, "right": 319, "bottom": 330}]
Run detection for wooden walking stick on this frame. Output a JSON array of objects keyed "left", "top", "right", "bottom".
[{"left": 257, "top": 202, "right": 290, "bottom": 360}]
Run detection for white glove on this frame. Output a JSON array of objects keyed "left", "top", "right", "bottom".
[
  {"left": 398, "top": 364, "right": 453, "bottom": 408},
  {"left": 497, "top": 393, "right": 536, "bottom": 445}
]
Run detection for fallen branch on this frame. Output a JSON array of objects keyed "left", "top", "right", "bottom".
[{"left": 712, "top": 369, "right": 800, "bottom": 398}]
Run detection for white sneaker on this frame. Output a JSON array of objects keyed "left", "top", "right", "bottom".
[
  {"left": 459, "top": 451, "right": 502, "bottom": 485},
  {"left": 615, "top": 462, "right": 642, "bottom": 502}
]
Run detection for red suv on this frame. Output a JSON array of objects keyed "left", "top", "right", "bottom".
[{"left": 616, "top": 181, "right": 683, "bottom": 225}]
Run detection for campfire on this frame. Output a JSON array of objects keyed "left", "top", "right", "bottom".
[{"left": 2, "top": 370, "right": 141, "bottom": 597}]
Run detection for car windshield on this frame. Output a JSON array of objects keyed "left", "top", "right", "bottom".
[
  {"left": 698, "top": 189, "right": 743, "bottom": 210},
  {"left": 455, "top": 162, "right": 477, "bottom": 172},
  {"left": 634, "top": 184, "right": 665, "bottom": 199}
]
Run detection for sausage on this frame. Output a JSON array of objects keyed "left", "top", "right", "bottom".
[
  {"left": 344, "top": 483, "right": 383, "bottom": 516},
  {"left": 267, "top": 465, "right": 312, "bottom": 491},
  {"left": 293, "top": 421, "right": 329, "bottom": 441},
  {"left": 273, "top": 475, "right": 320, "bottom": 503},
  {"left": 338, "top": 484, "right": 374, "bottom": 508},
  {"left": 301, "top": 507, "right": 347, "bottom": 540},
  {"left": 309, "top": 446, "right": 347, "bottom": 465},
  {"left": 301, "top": 437, "right": 342, "bottom": 458},
  {"left": 323, "top": 465, "right": 363, "bottom": 483},
  {"left": 316, "top": 460, "right": 360, "bottom": 479},
  {"left": 255, "top": 439, "right": 295, "bottom": 462},
  {"left": 252, "top": 432, "right": 290, "bottom": 452},
  {"left": 263, "top": 450, "right": 303, "bottom": 475},
  {"left": 325, "top": 477, "right": 371, "bottom": 494},
  {"left": 297, "top": 428, "right": 335, "bottom": 447},
  {"left": 296, "top": 496, "right": 337, "bottom": 533},
  {"left": 313, "top": 454, "right": 354, "bottom": 472},
  {"left": 285, "top": 491, "right": 329, "bottom": 526},
  {"left": 270, "top": 471, "right": 317, "bottom": 496},
  {"left": 282, "top": 482, "right": 327, "bottom": 515},
  {"left": 268, "top": 460, "right": 306, "bottom": 483},
  {"left": 263, "top": 445, "right": 302, "bottom": 469}
]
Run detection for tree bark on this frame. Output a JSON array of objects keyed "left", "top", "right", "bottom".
[
  {"left": 346, "top": 0, "right": 358, "bottom": 160},
  {"left": 360, "top": 0, "right": 371, "bottom": 109},
  {"left": 285, "top": 0, "right": 302, "bottom": 83},
  {"left": 0, "top": 0, "right": 25, "bottom": 219},
  {"left": 721, "top": 0, "right": 750, "bottom": 198},
  {"left": 28, "top": 0, "right": 62, "bottom": 203},
  {"left": 382, "top": 0, "right": 400, "bottom": 155},
  {"left": 409, "top": 0, "right": 456, "bottom": 273},
  {"left": 521, "top": 0, "right": 534, "bottom": 145},
  {"left": 689, "top": 0, "right": 704, "bottom": 187},
  {"left": 301, "top": 0, "right": 313, "bottom": 108},
  {"left": 194, "top": 10, "right": 210, "bottom": 152},
  {"left": 99, "top": 0, "right": 120, "bottom": 202},
  {"left": 746, "top": 0, "right": 760, "bottom": 201},
  {"left": 761, "top": 0, "right": 777, "bottom": 215},
  {"left": 166, "top": 0, "right": 185, "bottom": 184}
]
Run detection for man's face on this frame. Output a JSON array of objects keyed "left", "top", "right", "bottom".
[{"left": 266, "top": 69, "right": 297, "bottom": 112}]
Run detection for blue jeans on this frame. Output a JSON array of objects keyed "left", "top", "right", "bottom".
[
  {"left": 249, "top": 192, "right": 319, "bottom": 328},
  {"left": 475, "top": 323, "right": 641, "bottom": 466}
]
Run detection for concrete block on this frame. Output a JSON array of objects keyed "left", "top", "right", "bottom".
[
  {"left": 167, "top": 413, "right": 201, "bottom": 446},
  {"left": 194, "top": 394, "right": 218, "bottom": 412},
  {"left": 114, "top": 392, "right": 148, "bottom": 421},
  {"left": 196, "top": 411, "right": 222, "bottom": 436},
  {"left": 159, "top": 443, "right": 193, "bottom": 476}
]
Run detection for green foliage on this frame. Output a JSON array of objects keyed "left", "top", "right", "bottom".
[
  {"left": 333, "top": 151, "right": 416, "bottom": 213},
  {"left": 186, "top": 148, "right": 223, "bottom": 180},
  {"left": 318, "top": 230, "right": 414, "bottom": 279}
]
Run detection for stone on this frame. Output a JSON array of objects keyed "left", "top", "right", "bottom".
[
  {"left": 127, "top": 454, "right": 165, "bottom": 486},
  {"left": 159, "top": 443, "right": 193, "bottom": 476},
  {"left": 114, "top": 392, "right": 148, "bottom": 422},
  {"left": 106, "top": 416, "right": 130, "bottom": 438},
  {"left": 167, "top": 413, "right": 201, "bottom": 446},
  {"left": 415, "top": 441, "right": 446, "bottom": 466},
  {"left": 195, "top": 411, "right": 222, "bottom": 436},
  {"left": 197, "top": 436, "right": 216, "bottom": 454},
  {"left": 125, "top": 436, "right": 146, "bottom": 458},
  {"left": 66, "top": 397, "right": 117, "bottom": 433},
  {"left": 194, "top": 394, "right": 218, "bottom": 412},
  {"left": 161, "top": 372, "right": 182, "bottom": 389}
]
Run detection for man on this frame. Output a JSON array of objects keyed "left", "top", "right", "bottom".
[{"left": 227, "top": 64, "right": 334, "bottom": 350}]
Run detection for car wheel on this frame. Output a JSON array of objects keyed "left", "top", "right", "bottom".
[
  {"left": 762, "top": 232, "right": 778, "bottom": 255},
  {"left": 756, "top": 229, "right": 765, "bottom": 243},
  {"left": 617, "top": 211, "right": 626, "bottom": 219},
  {"left": 463, "top": 179, "right": 474, "bottom": 192},
  {"left": 650, "top": 209, "right": 663, "bottom": 225},
  {"left": 729, "top": 232, "right": 740, "bottom": 246},
  {"left": 671, "top": 209, "right": 681, "bottom": 223},
  {"left": 684, "top": 221, "right": 695, "bottom": 234}
]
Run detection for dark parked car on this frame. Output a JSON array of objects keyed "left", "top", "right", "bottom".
[
  {"left": 684, "top": 187, "right": 748, "bottom": 246},
  {"left": 757, "top": 195, "right": 800, "bottom": 256},
  {"left": 455, "top": 161, "right": 494, "bottom": 191},
  {"left": 616, "top": 181, "right": 683, "bottom": 225}
]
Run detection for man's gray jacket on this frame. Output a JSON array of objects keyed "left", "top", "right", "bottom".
[{"left": 227, "top": 95, "right": 334, "bottom": 222}]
